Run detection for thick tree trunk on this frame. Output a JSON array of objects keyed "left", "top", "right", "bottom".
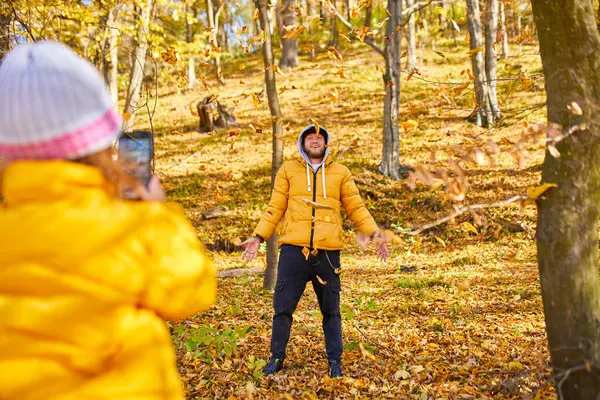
[
  {"left": 466, "top": 0, "right": 492, "bottom": 127},
  {"left": 485, "top": 0, "right": 500, "bottom": 122},
  {"left": 499, "top": 1, "right": 509, "bottom": 58},
  {"left": 405, "top": 0, "right": 417, "bottom": 70},
  {"left": 378, "top": 0, "right": 403, "bottom": 180},
  {"left": 256, "top": 0, "right": 284, "bottom": 291},
  {"left": 279, "top": 0, "right": 299, "bottom": 68},
  {"left": 122, "top": 0, "right": 152, "bottom": 132},
  {"left": 531, "top": 1, "right": 600, "bottom": 398}
]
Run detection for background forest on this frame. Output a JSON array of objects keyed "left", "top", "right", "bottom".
[{"left": 2, "top": 0, "right": 600, "bottom": 398}]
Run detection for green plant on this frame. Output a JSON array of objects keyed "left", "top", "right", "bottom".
[{"left": 184, "top": 325, "right": 251, "bottom": 363}]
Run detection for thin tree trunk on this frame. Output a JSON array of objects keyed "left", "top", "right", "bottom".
[
  {"left": 206, "top": 0, "right": 224, "bottom": 85},
  {"left": 531, "top": 1, "right": 600, "bottom": 398},
  {"left": 108, "top": 17, "right": 119, "bottom": 105},
  {"left": 466, "top": 0, "right": 492, "bottom": 127},
  {"left": 307, "top": 0, "right": 316, "bottom": 16},
  {"left": 364, "top": 4, "right": 373, "bottom": 44},
  {"left": 406, "top": 0, "right": 417, "bottom": 70},
  {"left": 378, "top": 0, "right": 402, "bottom": 180},
  {"left": 122, "top": 0, "right": 152, "bottom": 132},
  {"left": 0, "top": 8, "right": 11, "bottom": 62},
  {"left": 345, "top": 0, "right": 351, "bottom": 21},
  {"left": 485, "top": 0, "right": 500, "bottom": 122},
  {"left": 186, "top": 5, "right": 196, "bottom": 88},
  {"left": 499, "top": 1, "right": 509, "bottom": 58},
  {"left": 256, "top": 0, "right": 284, "bottom": 291},
  {"left": 419, "top": 3, "right": 428, "bottom": 34},
  {"left": 517, "top": 3, "right": 522, "bottom": 55},
  {"left": 280, "top": 0, "right": 299, "bottom": 68},
  {"left": 329, "top": 0, "right": 339, "bottom": 48}
]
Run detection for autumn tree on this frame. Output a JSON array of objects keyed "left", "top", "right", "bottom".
[
  {"left": 255, "top": 0, "right": 284, "bottom": 290},
  {"left": 466, "top": 0, "right": 492, "bottom": 127},
  {"left": 405, "top": 0, "right": 417, "bottom": 71},
  {"left": 484, "top": 0, "right": 500, "bottom": 121},
  {"left": 531, "top": 0, "right": 600, "bottom": 398},
  {"left": 205, "top": 0, "right": 225, "bottom": 84}
]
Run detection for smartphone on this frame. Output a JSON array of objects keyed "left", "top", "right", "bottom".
[{"left": 117, "top": 130, "right": 154, "bottom": 190}]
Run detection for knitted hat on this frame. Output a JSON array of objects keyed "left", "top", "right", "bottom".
[
  {"left": 300, "top": 125, "right": 329, "bottom": 145},
  {"left": 0, "top": 41, "right": 122, "bottom": 162}
]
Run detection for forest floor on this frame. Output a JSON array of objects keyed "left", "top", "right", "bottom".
[{"left": 140, "top": 36, "right": 555, "bottom": 399}]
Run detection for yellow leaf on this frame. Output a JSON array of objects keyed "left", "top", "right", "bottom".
[
  {"left": 232, "top": 237, "right": 242, "bottom": 246},
  {"left": 252, "top": 8, "right": 259, "bottom": 19},
  {"left": 241, "top": 25, "right": 247, "bottom": 34},
  {"left": 239, "top": 64, "right": 246, "bottom": 70},
  {"left": 401, "top": 119, "right": 418, "bottom": 130},
  {"left": 273, "top": 65, "right": 285, "bottom": 75},
  {"left": 434, "top": 236, "right": 446, "bottom": 248},
  {"left": 301, "top": 198, "right": 333, "bottom": 209},
  {"left": 462, "top": 221, "right": 478, "bottom": 235},
  {"left": 279, "top": 85, "right": 287, "bottom": 95},
  {"left": 508, "top": 361, "right": 524, "bottom": 371},
  {"left": 308, "top": 63, "right": 319, "bottom": 69},
  {"left": 567, "top": 101, "right": 583, "bottom": 116},
  {"left": 122, "top": 112, "right": 131, "bottom": 121},
  {"left": 456, "top": 279, "right": 471, "bottom": 291},
  {"left": 468, "top": 47, "right": 483, "bottom": 56},
  {"left": 340, "top": 33, "right": 351, "bottom": 42},
  {"left": 316, "top": 275, "right": 327, "bottom": 285},
  {"left": 394, "top": 369, "right": 411, "bottom": 380},
  {"left": 282, "top": 25, "right": 305, "bottom": 39},
  {"left": 303, "top": 44, "right": 314, "bottom": 52},
  {"left": 359, "top": 342, "right": 377, "bottom": 361},
  {"left": 302, "top": 246, "right": 310, "bottom": 260},
  {"left": 527, "top": 183, "right": 557, "bottom": 200},
  {"left": 310, "top": 118, "right": 320, "bottom": 134}
]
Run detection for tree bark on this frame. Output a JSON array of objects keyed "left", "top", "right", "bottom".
[
  {"left": 329, "top": 0, "right": 339, "bottom": 48},
  {"left": 531, "top": 1, "right": 600, "bottom": 398},
  {"left": 280, "top": 0, "right": 299, "bottom": 68},
  {"left": 405, "top": 0, "right": 417, "bottom": 70},
  {"left": 364, "top": 3, "right": 373, "bottom": 44},
  {"left": 122, "top": 0, "right": 152, "bottom": 132},
  {"left": 466, "top": 0, "right": 492, "bottom": 127},
  {"left": 206, "top": 0, "right": 224, "bottom": 85},
  {"left": 499, "top": 1, "right": 509, "bottom": 58},
  {"left": 484, "top": 0, "right": 500, "bottom": 122},
  {"left": 186, "top": 5, "right": 196, "bottom": 88},
  {"left": 256, "top": 0, "right": 284, "bottom": 290},
  {"left": 378, "top": 0, "right": 403, "bottom": 179}
]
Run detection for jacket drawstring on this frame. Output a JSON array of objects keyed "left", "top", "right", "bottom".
[
  {"left": 322, "top": 162, "right": 327, "bottom": 198},
  {"left": 306, "top": 163, "right": 311, "bottom": 192}
]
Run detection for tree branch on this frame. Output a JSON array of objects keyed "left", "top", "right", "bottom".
[
  {"left": 405, "top": 195, "right": 526, "bottom": 236},
  {"left": 329, "top": 2, "right": 384, "bottom": 56},
  {"left": 6, "top": 0, "right": 36, "bottom": 41}
]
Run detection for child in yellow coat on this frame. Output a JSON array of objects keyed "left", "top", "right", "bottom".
[{"left": 0, "top": 41, "right": 216, "bottom": 399}]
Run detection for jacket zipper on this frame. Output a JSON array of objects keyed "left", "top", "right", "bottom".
[{"left": 309, "top": 169, "right": 318, "bottom": 249}]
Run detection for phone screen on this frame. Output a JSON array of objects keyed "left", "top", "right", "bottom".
[{"left": 118, "top": 132, "right": 153, "bottom": 187}]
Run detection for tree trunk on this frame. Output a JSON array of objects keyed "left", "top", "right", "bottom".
[
  {"left": 485, "top": 0, "right": 500, "bottom": 122},
  {"left": 307, "top": 0, "right": 316, "bottom": 17},
  {"left": 378, "top": 0, "right": 403, "bottom": 180},
  {"left": 517, "top": 3, "right": 522, "bottom": 54},
  {"left": 364, "top": 4, "right": 373, "bottom": 44},
  {"left": 345, "top": 0, "right": 352, "bottom": 21},
  {"left": 466, "top": 0, "right": 492, "bottom": 127},
  {"left": 405, "top": 0, "right": 417, "bottom": 70},
  {"left": 499, "top": 1, "right": 509, "bottom": 58},
  {"left": 206, "top": 0, "right": 224, "bottom": 85},
  {"left": 122, "top": 0, "right": 152, "bottom": 132},
  {"left": 107, "top": 17, "right": 119, "bottom": 105},
  {"left": 186, "top": 5, "right": 196, "bottom": 88},
  {"left": 418, "top": 3, "right": 428, "bottom": 34},
  {"left": 256, "top": 0, "right": 284, "bottom": 290},
  {"left": 329, "top": 0, "right": 339, "bottom": 48},
  {"left": 531, "top": 1, "right": 600, "bottom": 398},
  {"left": 279, "top": 0, "right": 299, "bottom": 68},
  {"left": 0, "top": 8, "right": 11, "bottom": 63}
]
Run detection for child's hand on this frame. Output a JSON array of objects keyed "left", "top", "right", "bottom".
[
  {"left": 135, "top": 176, "right": 165, "bottom": 202},
  {"left": 239, "top": 237, "right": 261, "bottom": 263}
]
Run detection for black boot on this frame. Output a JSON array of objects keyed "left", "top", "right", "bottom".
[
  {"left": 328, "top": 360, "right": 342, "bottom": 378},
  {"left": 263, "top": 357, "right": 284, "bottom": 376}
]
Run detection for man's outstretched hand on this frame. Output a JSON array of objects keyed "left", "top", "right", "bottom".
[
  {"left": 239, "top": 236, "right": 260, "bottom": 263},
  {"left": 357, "top": 230, "right": 389, "bottom": 262}
]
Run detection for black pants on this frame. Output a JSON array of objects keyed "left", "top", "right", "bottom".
[{"left": 270, "top": 244, "right": 342, "bottom": 362}]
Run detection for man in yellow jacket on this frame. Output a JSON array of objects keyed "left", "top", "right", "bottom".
[
  {"left": 241, "top": 125, "right": 387, "bottom": 378},
  {"left": 0, "top": 41, "right": 216, "bottom": 399}
]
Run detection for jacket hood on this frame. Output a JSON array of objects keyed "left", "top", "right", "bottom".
[{"left": 297, "top": 125, "right": 331, "bottom": 169}]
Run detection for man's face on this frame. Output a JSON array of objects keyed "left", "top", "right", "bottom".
[{"left": 303, "top": 133, "right": 326, "bottom": 160}]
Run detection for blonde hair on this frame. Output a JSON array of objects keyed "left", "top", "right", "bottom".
[{"left": 74, "top": 147, "right": 139, "bottom": 198}]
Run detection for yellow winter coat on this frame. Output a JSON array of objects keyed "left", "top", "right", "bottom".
[
  {"left": 0, "top": 161, "right": 216, "bottom": 400},
  {"left": 253, "top": 156, "right": 378, "bottom": 250}
]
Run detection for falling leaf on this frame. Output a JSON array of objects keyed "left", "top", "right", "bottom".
[
  {"left": 241, "top": 25, "right": 247, "bottom": 34},
  {"left": 273, "top": 65, "right": 285, "bottom": 75},
  {"left": 310, "top": 118, "right": 320, "bottom": 134},
  {"left": 519, "top": 72, "right": 534, "bottom": 90},
  {"left": 358, "top": 27, "right": 370, "bottom": 42},
  {"left": 251, "top": 93, "right": 262, "bottom": 110},
  {"left": 401, "top": 120, "right": 418, "bottom": 130},
  {"left": 239, "top": 80, "right": 245, "bottom": 85},
  {"left": 232, "top": 237, "right": 242, "bottom": 246},
  {"left": 302, "top": 246, "right": 310, "bottom": 260},
  {"left": 282, "top": 25, "right": 305, "bottom": 39},
  {"left": 239, "top": 64, "right": 246, "bottom": 71},
  {"left": 462, "top": 221, "right": 478, "bottom": 235},
  {"left": 301, "top": 198, "right": 333, "bottom": 209},
  {"left": 252, "top": 8, "right": 259, "bottom": 19},
  {"left": 567, "top": 101, "right": 583, "bottom": 116},
  {"left": 303, "top": 44, "right": 314, "bottom": 52},
  {"left": 434, "top": 50, "right": 446, "bottom": 58},
  {"left": 232, "top": 99, "right": 240, "bottom": 106},
  {"left": 122, "top": 112, "right": 131, "bottom": 121},
  {"left": 316, "top": 275, "right": 327, "bottom": 285},
  {"left": 308, "top": 63, "right": 319, "bottom": 69},
  {"left": 453, "top": 81, "right": 470, "bottom": 96},
  {"left": 468, "top": 47, "right": 483, "bottom": 56},
  {"left": 451, "top": 18, "right": 460, "bottom": 32},
  {"left": 527, "top": 183, "right": 557, "bottom": 201},
  {"left": 548, "top": 143, "right": 561, "bottom": 158},
  {"left": 395, "top": 25, "right": 402, "bottom": 32},
  {"left": 385, "top": 81, "right": 394, "bottom": 89},
  {"left": 400, "top": 51, "right": 408, "bottom": 58},
  {"left": 435, "top": 236, "right": 446, "bottom": 248},
  {"left": 385, "top": 7, "right": 392, "bottom": 16},
  {"left": 340, "top": 33, "right": 351, "bottom": 42},
  {"left": 188, "top": 103, "right": 198, "bottom": 116},
  {"left": 279, "top": 85, "right": 287, "bottom": 95}
]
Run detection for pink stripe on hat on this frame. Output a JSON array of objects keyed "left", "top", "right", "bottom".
[{"left": 0, "top": 109, "right": 121, "bottom": 161}]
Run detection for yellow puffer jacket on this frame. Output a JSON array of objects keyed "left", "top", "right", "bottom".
[
  {"left": 0, "top": 161, "right": 216, "bottom": 400},
  {"left": 253, "top": 156, "right": 378, "bottom": 250}
]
